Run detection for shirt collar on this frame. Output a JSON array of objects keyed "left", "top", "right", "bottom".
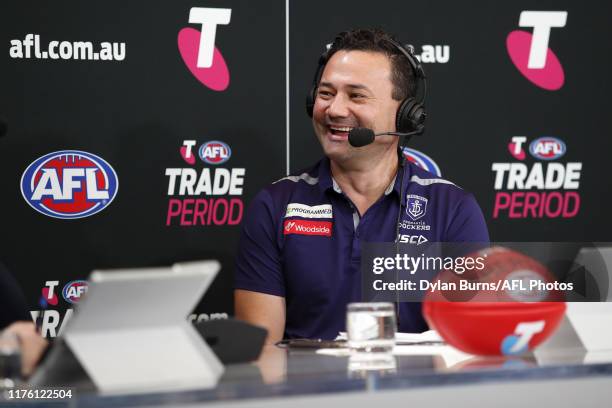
[
  {"left": 396, "top": 162, "right": 412, "bottom": 206},
  {"left": 317, "top": 158, "right": 335, "bottom": 193},
  {"left": 319, "top": 157, "right": 410, "bottom": 204}
]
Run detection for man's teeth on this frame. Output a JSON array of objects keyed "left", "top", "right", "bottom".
[{"left": 330, "top": 126, "right": 353, "bottom": 132}]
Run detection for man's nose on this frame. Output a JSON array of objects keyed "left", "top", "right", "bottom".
[{"left": 326, "top": 94, "right": 350, "bottom": 118}]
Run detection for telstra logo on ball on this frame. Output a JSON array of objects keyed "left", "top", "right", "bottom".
[
  {"left": 178, "top": 7, "right": 231, "bottom": 91},
  {"left": 506, "top": 11, "right": 567, "bottom": 91}
]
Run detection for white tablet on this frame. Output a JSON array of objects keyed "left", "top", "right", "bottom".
[{"left": 34, "top": 260, "right": 224, "bottom": 395}]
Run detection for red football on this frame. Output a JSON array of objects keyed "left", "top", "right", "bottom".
[{"left": 423, "top": 247, "right": 566, "bottom": 356}]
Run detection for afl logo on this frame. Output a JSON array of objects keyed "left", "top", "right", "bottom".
[
  {"left": 402, "top": 148, "right": 442, "bottom": 177},
  {"left": 62, "top": 280, "right": 89, "bottom": 304},
  {"left": 20, "top": 150, "right": 119, "bottom": 219},
  {"left": 199, "top": 141, "right": 231, "bottom": 165},
  {"left": 529, "top": 137, "right": 566, "bottom": 160}
]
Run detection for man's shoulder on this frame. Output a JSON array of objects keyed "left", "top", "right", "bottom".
[
  {"left": 405, "top": 162, "right": 465, "bottom": 196},
  {"left": 264, "top": 160, "right": 325, "bottom": 196},
  {"left": 404, "top": 163, "right": 489, "bottom": 242},
  {"left": 405, "top": 162, "right": 479, "bottom": 214},
  {"left": 249, "top": 160, "right": 326, "bottom": 211}
]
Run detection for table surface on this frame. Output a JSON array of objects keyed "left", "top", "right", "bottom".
[{"left": 9, "top": 343, "right": 612, "bottom": 407}]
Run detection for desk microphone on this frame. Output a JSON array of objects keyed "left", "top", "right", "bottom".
[{"left": 348, "top": 127, "right": 423, "bottom": 147}]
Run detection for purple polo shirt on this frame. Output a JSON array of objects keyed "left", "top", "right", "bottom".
[{"left": 235, "top": 158, "right": 489, "bottom": 340}]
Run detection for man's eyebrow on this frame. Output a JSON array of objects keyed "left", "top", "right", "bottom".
[{"left": 318, "top": 82, "right": 372, "bottom": 92}]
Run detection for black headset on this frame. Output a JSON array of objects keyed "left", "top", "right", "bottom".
[{"left": 305, "top": 38, "right": 427, "bottom": 135}]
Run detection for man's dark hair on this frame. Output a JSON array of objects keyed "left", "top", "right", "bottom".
[{"left": 325, "top": 28, "right": 416, "bottom": 101}]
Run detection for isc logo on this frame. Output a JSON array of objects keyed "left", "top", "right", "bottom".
[
  {"left": 62, "top": 280, "right": 88, "bottom": 304},
  {"left": 20, "top": 150, "right": 119, "bottom": 219},
  {"left": 529, "top": 137, "right": 566, "bottom": 160},
  {"left": 199, "top": 141, "right": 232, "bottom": 165},
  {"left": 398, "top": 234, "right": 428, "bottom": 245}
]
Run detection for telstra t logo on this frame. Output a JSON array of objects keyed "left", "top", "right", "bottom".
[
  {"left": 178, "top": 7, "right": 231, "bottom": 91},
  {"left": 506, "top": 11, "right": 567, "bottom": 91}
]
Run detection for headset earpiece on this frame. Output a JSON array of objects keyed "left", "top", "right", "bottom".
[
  {"left": 306, "top": 51, "right": 330, "bottom": 118},
  {"left": 306, "top": 87, "right": 316, "bottom": 118},
  {"left": 390, "top": 41, "right": 427, "bottom": 134},
  {"left": 396, "top": 97, "right": 426, "bottom": 134}
]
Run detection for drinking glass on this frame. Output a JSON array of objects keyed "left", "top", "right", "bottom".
[{"left": 346, "top": 302, "right": 396, "bottom": 353}]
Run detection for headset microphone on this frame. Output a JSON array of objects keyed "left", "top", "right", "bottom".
[{"left": 348, "top": 127, "right": 424, "bottom": 148}]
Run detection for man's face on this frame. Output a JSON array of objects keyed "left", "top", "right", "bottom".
[{"left": 312, "top": 50, "right": 401, "bottom": 163}]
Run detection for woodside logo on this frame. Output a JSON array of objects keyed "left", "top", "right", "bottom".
[{"left": 283, "top": 220, "right": 332, "bottom": 237}]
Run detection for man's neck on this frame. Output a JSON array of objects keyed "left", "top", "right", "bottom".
[{"left": 330, "top": 151, "right": 399, "bottom": 216}]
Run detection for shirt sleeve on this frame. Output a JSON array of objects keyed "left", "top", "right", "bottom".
[
  {"left": 234, "top": 189, "right": 286, "bottom": 297},
  {"left": 445, "top": 193, "right": 490, "bottom": 243}
]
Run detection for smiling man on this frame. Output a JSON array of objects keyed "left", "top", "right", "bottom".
[{"left": 234, "top": 29, "right": 489, "bottom": 343}]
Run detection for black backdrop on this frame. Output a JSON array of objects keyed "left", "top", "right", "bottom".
[{"left": 1, "top": 0, "right": 610, "bottom": 337}]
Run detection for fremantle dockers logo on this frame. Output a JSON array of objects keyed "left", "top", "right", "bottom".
[{"left": 406, "top": 194, "right": 427, "bottom": 221}]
